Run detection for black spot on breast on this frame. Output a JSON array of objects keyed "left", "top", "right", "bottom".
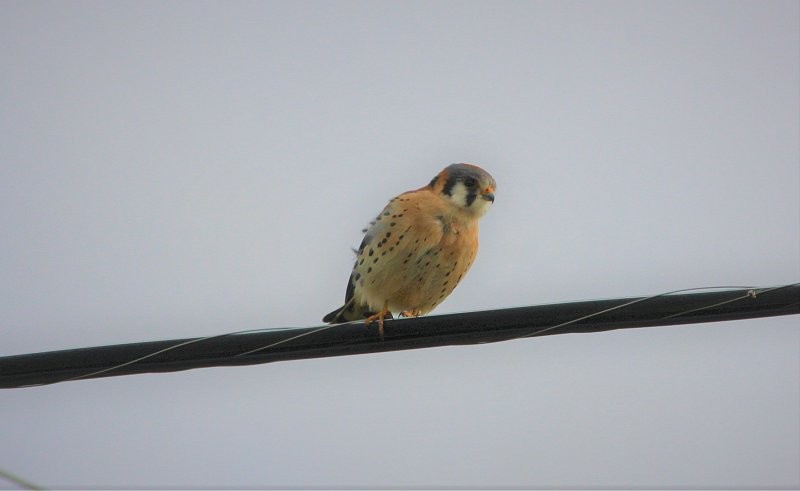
[
  {"left": 368, "top": 249, "right": 374, "bottom": 256},
  {"left": 354, "top": 273, "right": 361, "bottom": 281},
  {"left": 373, "top": 257, "right": 379, "bottom": 263},
  {"left": 383, "top": 212, "right": 390, "bottom": 216},
  {"left": 367, "top": 267, "right": 372, "bottom": 274}
]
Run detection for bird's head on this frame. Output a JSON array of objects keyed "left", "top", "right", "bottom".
[{"left": 429, "top": 163, "right": 496, "bottom": 217}]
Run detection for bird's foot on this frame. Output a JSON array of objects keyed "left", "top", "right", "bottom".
[{"left": 365, "top": 301, "right": 391, "bottom": 337}]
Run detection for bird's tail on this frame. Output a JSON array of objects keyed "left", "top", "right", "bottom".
[{"left": 322, "top": 298, "right": 393, "bottom": 324}]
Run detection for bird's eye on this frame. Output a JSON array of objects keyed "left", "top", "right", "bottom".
[{"left": 463, "top": 177, "right": 477, "bottom": 187}]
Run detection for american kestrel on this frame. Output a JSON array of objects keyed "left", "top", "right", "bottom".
[{"left": 323, "top": 163, "right": 496, "bottom": 334}]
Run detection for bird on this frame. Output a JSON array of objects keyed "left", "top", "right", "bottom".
[{"left": 323, "top": 163, "right": 496, "bottom": 335}]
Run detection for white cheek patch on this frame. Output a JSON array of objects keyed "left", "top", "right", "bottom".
[{"left": 448, "top": 182, "right": 470, "bottom": 207}]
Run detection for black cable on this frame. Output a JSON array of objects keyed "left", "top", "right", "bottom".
[{"left": 1, "top": 284, "right": 798, "bottom": 389}]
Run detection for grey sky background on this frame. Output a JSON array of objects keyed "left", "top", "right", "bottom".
[{"left": 1, "top": 0, "right": 798, "bottom": 488}]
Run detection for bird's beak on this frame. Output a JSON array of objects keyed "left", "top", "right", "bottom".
[{"left": 482, "top": 188, "right": 495, "bottom": 203}]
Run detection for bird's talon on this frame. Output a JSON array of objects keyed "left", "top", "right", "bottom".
[
  {"left": 400, "top": 309, "right": 422, "bottom": 318},
  {"left": 365, "top": 303, "right": 390, "bottom": 337}
]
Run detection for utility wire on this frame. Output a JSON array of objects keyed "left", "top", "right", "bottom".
[
  {"left": 0, "top": 467, "right": 42, "bottom": 491},
  {"left": 1, "top": 283, "right": 798, "bottom": 389}
]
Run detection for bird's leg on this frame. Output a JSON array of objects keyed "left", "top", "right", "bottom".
[{"left": 365, "top": 300, "right": 391, "bottom": 337}]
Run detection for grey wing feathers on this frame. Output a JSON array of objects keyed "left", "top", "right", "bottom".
[{"left": 323, "top": 232, "right": 392, "bottom": 323}]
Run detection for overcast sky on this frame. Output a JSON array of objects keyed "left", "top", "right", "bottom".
[{"left": 1, "top": 1, "right": 798, "bottom": 489}]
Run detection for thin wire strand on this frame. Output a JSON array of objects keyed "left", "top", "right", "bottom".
[
  {"left": 511, "top": 283, "right": 800, "bottom": 340},
  {"left": 0, "top": 467, "right": 42, "bottom": 491},
  {"left": 33, "top": 283, "right": 798, "bottom": 386},
  {"left": 660, "top": 283, "right": 797, "bottom": 319},
  {"left": 234, "top": 324, "right": 340, "bottom": 357},
  {"left": 46, "top": 326, "right": 301, "bottom": 386}
]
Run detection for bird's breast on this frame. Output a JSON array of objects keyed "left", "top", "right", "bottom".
[{"left": 353, "top": 209, "right": 479, "bottom": 314}]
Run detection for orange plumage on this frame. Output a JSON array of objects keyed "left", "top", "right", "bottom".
[{"left": 324, "top": 163, "right": 496, "bottom": 333}]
